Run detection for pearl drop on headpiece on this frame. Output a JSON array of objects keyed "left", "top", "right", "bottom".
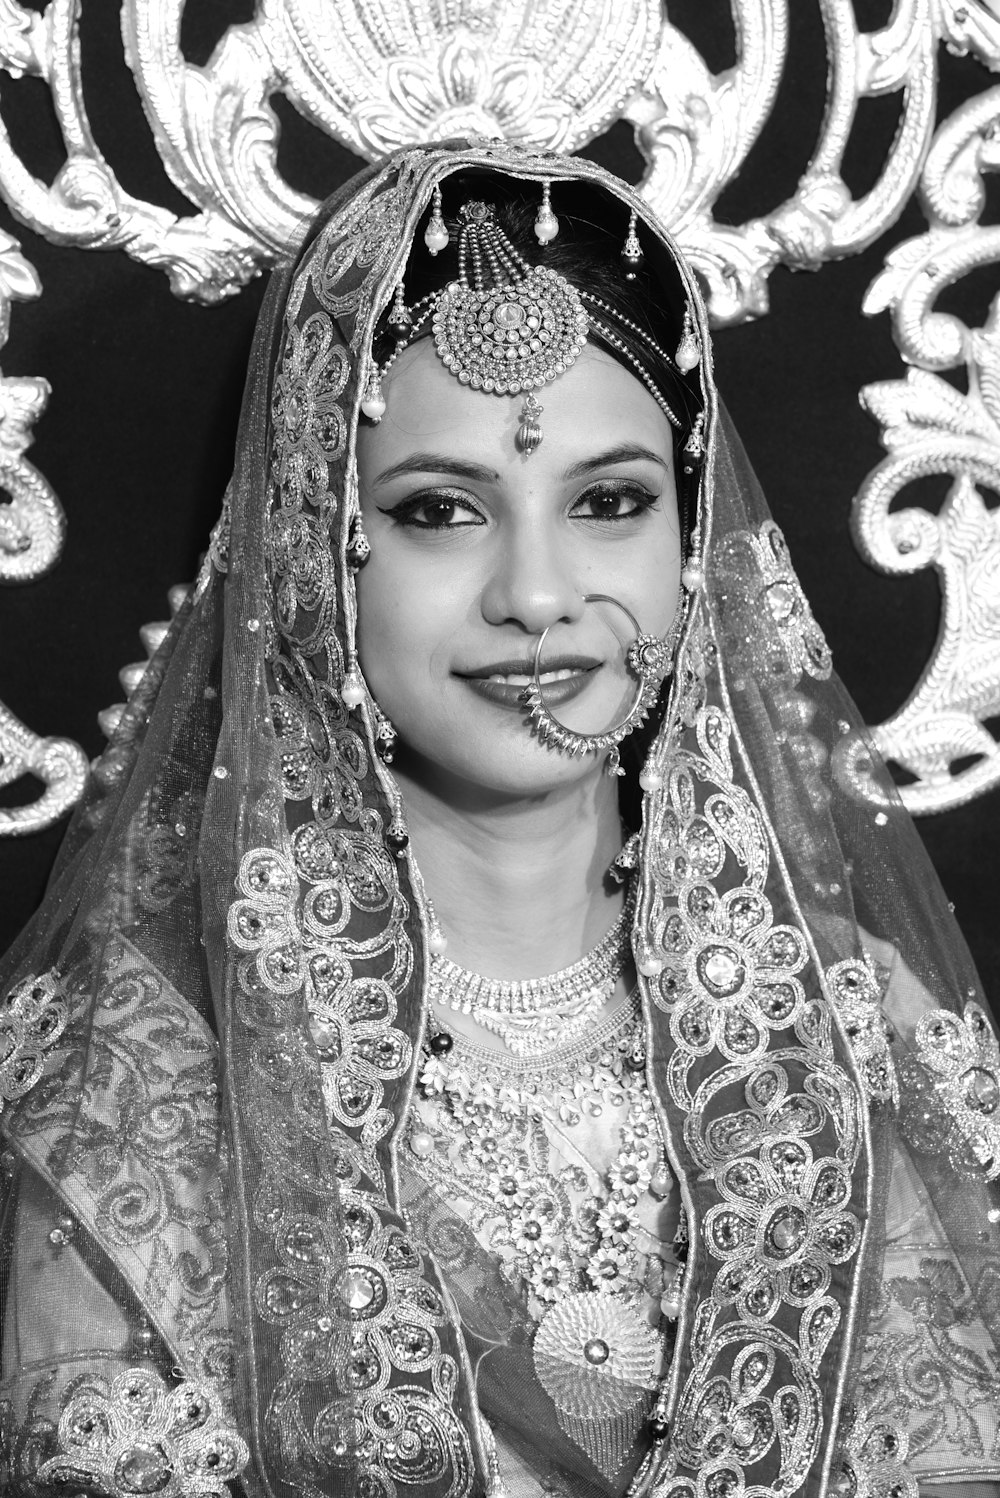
[
  {"left": 342, "top": 671, "right": 365, "bottom": 709},
  {"left": 424, "top": 184, "right": 449, "bottom": 255},
  {"left": 360, "top": 370, "right": 385, "bottom": 421},
  {"left": 675, "top": 305, "right": 700, "bottom": 372},
  {"left": 534, "top": 181, "right": 559, "bottom": 244}
]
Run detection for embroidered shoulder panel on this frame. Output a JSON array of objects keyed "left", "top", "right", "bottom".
[{"left": 637, "top": 680, "right": 869, "bottom": 1496}]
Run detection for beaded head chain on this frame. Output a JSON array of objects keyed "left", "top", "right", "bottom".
[{"left": 361, "top": 182, "right": 703, "bottom": 456}]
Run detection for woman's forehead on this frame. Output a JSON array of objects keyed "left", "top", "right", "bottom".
[{"left": 358, "top": 339, "right": 676, "bottom": 481}]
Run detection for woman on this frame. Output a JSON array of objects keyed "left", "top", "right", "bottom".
[{"left": 0, "top": 141, "right": 997, "bottom": 1498}]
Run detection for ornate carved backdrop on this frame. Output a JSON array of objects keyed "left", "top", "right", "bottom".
[{"left": 0, "top": 1, "right": 999, "bottom": 990}]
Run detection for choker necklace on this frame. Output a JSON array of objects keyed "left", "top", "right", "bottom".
[{"left": 427, "top": 887, "right": 635, "bottom": 1058}]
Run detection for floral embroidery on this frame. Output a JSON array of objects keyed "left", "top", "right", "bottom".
[
  {"left": 271, "top": 312, "right": 348, "bottom": 515},
  {"left": 899, "top": 1002, "right": 1000, "bottom": 1179},
  {"left": 653, "top": 1326, "right": 824, "bottom": 1498},
  {"left": 37, "top": 1368, "right": 248, "bottom": 1498},
  {"left": 8, "top": 939, "right": 230, "bottom": 1385},
  {"left": 860, "top": 1254, "right": 1000, "bottom": 1474},
  {"left": 705, "top": 1118, "right": 857, "bottom": 1325},
  {"left": 835, "top": 1397, "right": 917, "bottom": 1498},
  {"left": 0, "top": 970, "right": 68, "bottom": 1113},
  {"left": 636, "top": 676, "right": 867, "bottom": 1495},
  {"left": 825, "top": 956, "right": 898, "bottom": 1110},
  {"left": 715, "top": 521, "right": 832, "bottom": 685}
]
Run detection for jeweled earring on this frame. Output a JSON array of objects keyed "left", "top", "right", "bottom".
[
  {"left": 621, "top": 209, "right": 643, "bottom": 280},
  {"left": 346, "top": 515, "right": 371, "bottom": 570},
  {"left": 675, "top": 304, "right": 700, "bottom": 373},
  {"left": 424, "top": 184, "right": 449, "bottom": 255},
  {"left": 534, "top": 181, "right": 559, "bottom": 244}
]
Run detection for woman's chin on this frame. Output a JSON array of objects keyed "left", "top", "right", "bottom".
[{"left": 392, "top": 736, "right": 611, "bottom": 806}]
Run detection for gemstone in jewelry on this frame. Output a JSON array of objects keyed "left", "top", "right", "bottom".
[
  {"left": 340, "top": 1269, "right": 375, "bottom": 1311},
  {"left": 767, "top": 1207, "right": 807, "bottom": 1257},
  {"left": 583, "top": 1337, "right": 610, "bottom": 1365}
]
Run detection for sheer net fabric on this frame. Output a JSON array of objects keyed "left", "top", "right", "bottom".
[{"left": 0, "top": 144, "right": 997, "bottom": 1498}]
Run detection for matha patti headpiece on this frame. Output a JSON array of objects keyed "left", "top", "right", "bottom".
[{"left": 362, "top": 187, "right": 688, "bottom": 453}]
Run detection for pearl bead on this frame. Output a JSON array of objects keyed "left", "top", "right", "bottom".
[
  {"left": 428, "top": 1032, "right": 453, "bottom": 1056},
  {"left": 660, "top": 1293, "right": 682, "bottom": 1319},
  {"left": 425, "top": 224, "right": 449, "bottom": 254},
  {"left": 583, "top": 1337, "right": 610, "bottom": 1365},
  {"left": 638, "top": 953, "right": 664, "bottom": 977},
  {"left": 360, "top": 393, "right": 386, "bottom": 421},
  {"left": 342, "top": 675, "right": 365, "bottom": 708},
  {"left": 409, "top": 1132, "right": 435, "bottom": 1159},
  {"left": 649, "top": 1165, "right": 674, "bottom": 1199},
  {"left": 639, "top": 769, "right": 663, "bottom": 792},
  {"left": 681, "top": 563, "right": 704, "bottom": 591},
  {"left": 534, "top": 209, "right": 559, "bottom": 244},
  {"left": 428, "top": 927, "right": 448, "bottom": 956}
]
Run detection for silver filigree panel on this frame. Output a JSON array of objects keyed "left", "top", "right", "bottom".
[{"left": 1, "top": 0, "right": 1000, "bottom": 827}]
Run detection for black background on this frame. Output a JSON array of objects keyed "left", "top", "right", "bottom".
[{"left": 1, "top": 3, "right": 998, "bottom": 1001}]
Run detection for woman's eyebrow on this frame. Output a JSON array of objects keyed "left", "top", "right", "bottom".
[
  {"left": 370, "top": 454, "right": 500, "bottom": 487},
  {"left": 563, "top": 444, "right": 669, "bottom": 479}
]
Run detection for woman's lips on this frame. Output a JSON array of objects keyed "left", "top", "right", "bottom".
[{"left": 457, "top": 657, "right": 600, "bottom": 710}]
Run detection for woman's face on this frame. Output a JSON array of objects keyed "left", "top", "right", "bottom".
[{"left": 356, "top": 338, "right": 682, "bottom": 801}]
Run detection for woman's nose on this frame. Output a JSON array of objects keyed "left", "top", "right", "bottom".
[{"left": 479, "top": 521, "right": 585, "bottom": 635}]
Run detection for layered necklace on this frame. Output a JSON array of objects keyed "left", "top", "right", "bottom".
[{"left": 427, "top": 885, "right": 636, "bottom": 1058}]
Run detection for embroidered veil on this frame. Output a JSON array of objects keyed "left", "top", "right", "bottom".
[{"left": 0, "top": 142, "right": 997, "bottom": 1498}]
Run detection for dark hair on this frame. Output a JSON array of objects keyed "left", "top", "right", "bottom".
[{"left": 372, "top": 172, "right": 703, "bottom": 547}]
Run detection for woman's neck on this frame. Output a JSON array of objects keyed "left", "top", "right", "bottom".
[{"left": 392, "top": 764, "right": 627, "bottom": 979}]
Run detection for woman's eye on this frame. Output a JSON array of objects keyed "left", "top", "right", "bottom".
[
  {"left": 572, "top": 483, "right": 657, "bottom": 522},
  {"left": 379, "top": 492, "right": 483, "bottom": 529}
]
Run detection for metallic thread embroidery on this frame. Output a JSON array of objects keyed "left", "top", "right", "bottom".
[
  {"left": 899, "top": 1002, "right": 1000, "bottom": 1179},
  {"left": 0, "top": 970, "right": 68, "bottom": 1113},
  {"left": 37, "top": 1368, "right": 249, "bottom": 1498},
  {"left": 825, "top": 956, "right": 899, "bottom": 1111},
  {"left": 638, "top": 667, "right": 867, "bottom": 1494}
]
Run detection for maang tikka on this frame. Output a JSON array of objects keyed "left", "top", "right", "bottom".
[{"left": 362, "top": 185, "right": 684, "bottom": 452}]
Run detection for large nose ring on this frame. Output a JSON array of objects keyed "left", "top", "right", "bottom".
[{"left": 521, "top": 593, "right": 679, "bottom": 776}]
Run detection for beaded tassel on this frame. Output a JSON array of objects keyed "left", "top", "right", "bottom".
[
  {"left": 621, "top": 208, "right": 643, "bottom": 279},
  {"left": 388, "top": 279, "right": 411, "bottom": 338}
]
